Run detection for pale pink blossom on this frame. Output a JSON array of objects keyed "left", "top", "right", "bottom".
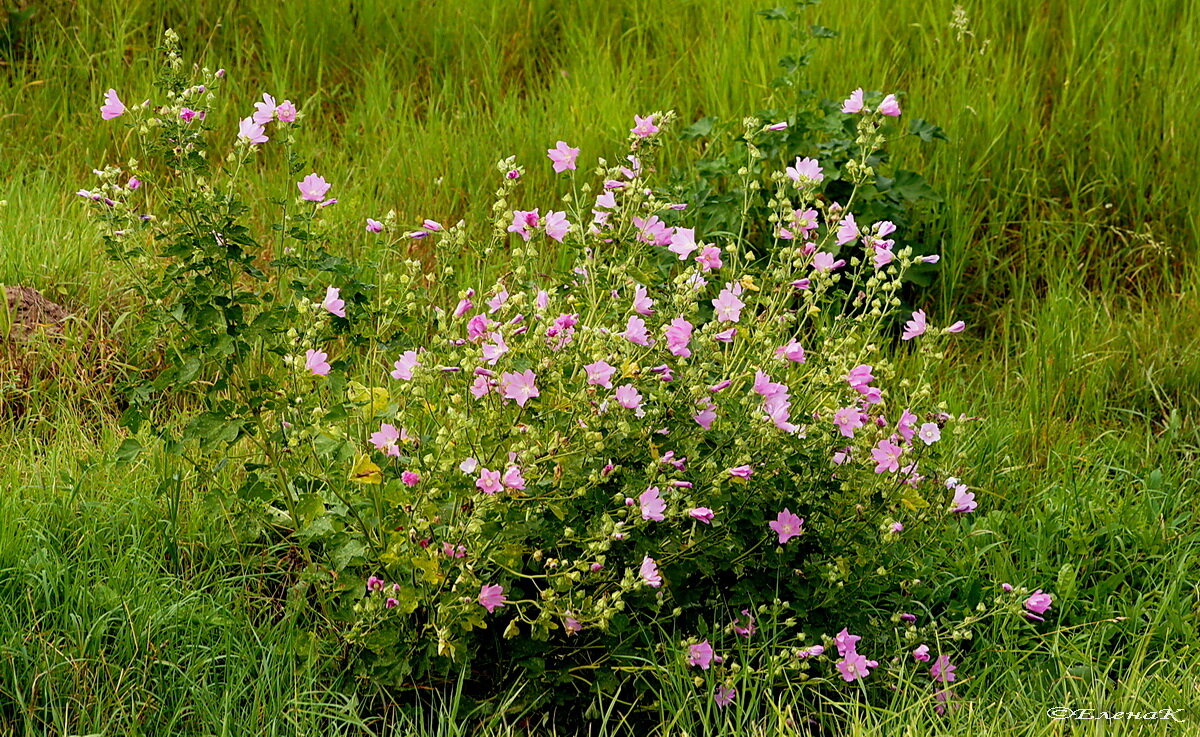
[
  {"left": 631, "top": 114, "right": 659, "bottom": 137},
  {"left": 237, "top": 117, "right": 268, "bottom": 144},
  {"left": 100, "top": 89, "right": 127, "bottom": 120},
  {"left": 369, "top": 423, "right": 402, "bottom": 456},
  {"left": 500, "top": 370, "right": 540, "bottom": 407},
  {"left": 841, "top": 88, "right": 865, "bottom": 114},
  {"left": 878, "top": 93, "right": 902, "bottom": 117},
  {"left": 322, "top": 286, "right": 346, "bottom": 317},
  {"left": 639, "top": 556, "right": 662, "bottom": 587},
  {"left": 478, "top": 584, "right": 507, "bottom": 613},
  {"left": 664, "top": 317, "right": 693, "bottom": 357},
  {"left": 304, "top": 349, "right": 330, "bottom": 376},
  {"left": 631, "top": 284, "right": 655, "bottom": 315},
  {"left": 297, "top": 173, "right": 331, "bottom": 202},
  {"left": 584, "top": 360, "right": 617, "bottom": 389},
  {"left": 615, "top": 384, "right": 643, "bottom": 411},
  {"left": 252, "top": 93, "right": 277, "bottom": 125},
  {"left": 476, "top": 468, "right": 503, "bottom": 495},
  {"left": 547, "top": 140, "right": 580, "bottom": 172},
  {"left": 786, "top": 156, "right": 824, "bottom": 185},
  {"left": 544, "top": 210, "right": 571, "bottom": 242},
  {"left": 639, "top": 486, "right": 666, "bottom": 521},
  {"left": 391, "top": 350, "right": 420, "bottom": 380},
  {"left": 711, "top": 288, "right": 745, "bottom": 323},
  {"left": 902, "top": 309, "right": 928, "bottom": 341}
]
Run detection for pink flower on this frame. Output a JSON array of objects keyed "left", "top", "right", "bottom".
[
  {"left": 585, "top": 360, "right": 617, "bottom": 389},
  {"left": 391, "top": 350, "right": 420, "bottom": 380},
  {"left": 841, "top": 88, "right": 865, "bottom": 114},
  {"left": 918, "top": 422, "right": 941, "bottom": 445},
  {"left": 366, "top": 218, "right": 383, "bottom": 233},
  {"left": 623, "top": 315, "right": 651, "bottom": 346},
  {"left": 765, "top": 121, "right": 788, "bottom": 131},
  {"left": 544, "top": 210, "right": 571, "bottom": 242},
  {"left": 931, "top": 655, "right": 956, "bottom": 683},
  {"left": 769, "top": 508, "right": 804, "bottom": 544},
  {"left": 252, "top": 93, "right": 277, "bottom": 125},
  {"left": 664, "top": 317, "right": 693, "bottom": 357},
  {"left": 872, "top": 439, "right": 904, "bottom": 473},
  {"left": 897, "top": 409, "right": 918, "bottom": 442},
  {"left": 507, "top": 209, "right": 540, "bottom": 241},
  {"left": 811, "top": 252, "right": 845, "bottom": 273},
  {"left": 633, "top": 216, "right": 673, "bottom": 245},
  {"left": 366, "top": 575, "right": 385, "bottom": 592},
  {"left": 639, "top": 486, "right": 666, "bottom": 521},
  {"left": 775, "top": 340, "right": 806, "bottom": 363},
  {"left": 695, "top": 245, "right": 723, "bottom": 271},
  {"left": 689, "top": 507, "right": 714, "bottom": 523},
  {"left": 1025, "top": 590, "right": 1053, "bottom": 621},
  {"left": 478, "top": 584, "right": 507, "bottom": 613},
  {"left": 947, "top": 320, "right": 966, "bottom": 333},
  {"left": 502, "top": 465, "right": 526, "bottom": 490},
  {"left": 714, "top": 328, "right": 736, "bottom": 342},
  {"left": 238, "top": 117, "right": 268, "bottom": 144},
  {"left": 878, "top": 93, "right": 902, "bottom": 117},
  {"left": 385, "top": 597, "right": 398, "bottom": 608},
  {"left": 640, "top": 556, "right": 662, "bottom": 587},
  {"left": 631, "top": 284, "right": 655, "bottom": 315},
  {"left": 798, "top": 645, "right": 825, "bottom": 658},
  {"left": 179, "top": 108, "right": 200, "bottom": 122},
  {"left": 836, "top": 213, "right": 859, "bottom": 245},
  {"left": 100, "top": 89, "right": 127, "bottom": 120},
  {"left": 836, "top": 651, "right": 878, "bottom": 682},
  {"left": 500, "top": 370, "right": 540, "bottom": 407},
  {"left": 912, "top": 644, "right": 931, "bottom": 662},
  {"left": 728, "top": 465, "right": 753, "bottom": 479},
  {"left": 476, "top": 468, "right": 503, "bottom": 495},
  {"left": 786, "top": 156, "right": 824, "bottom": 185},
  {"left": 401, "top": 470, "right": 421, "bottom": 486},
  {"left": 631, "top": 114, "right": 659, "bottom": 137},
  {"left": 693, "top": 399, "right": 717, "bottom": 430},
  {"left": 833, "top": 407, "right": 865, "bottom": 438},
  {"left": 847, "top": 364, "right": 875, "bottom": 388},
  {"left": 712, "top": 288, "right": 745, "bottom": 323},
  {"left": 950, "top": 484, "right": 977, "bottom": 514},
  {"left": 297, "top": 173, "right": 331, "bottom": 202},
  {"left": 733, "top": 608, "right": 756, "bottom": 637},
  {"left": 688, "top": 641, "right": 714, "bottom": 669},
  {"left": 714, "top": 685, "right": 736, "bottom": 708},
  {"left": 304, "top": 349, "right": 330, "bottom": 376},
  {"left": 321, "top": 286, "right": 346, "bottom": 317},
  {"left": 564, "top": 616, "right": 582, "bottom": 634},
  {"left": 547, "top": 140, "right": 580, "bottom": 172},
  {"left": 369, "top": 423, "right": 402, "bottom": 456},
  {"left": 275, "top": 100, "right": 297, "bottom": 122},
  {"left": 667, "top": 227, "right": 698, "bottom": 260},
  {"left": 902, "top": 310, "right": 928, "bottom": 340},
  {"left": 615, "top": 384, "right": 643, "bottom": 411},
  {"left": 834, "top": 628, "right": 861, "bottom": 657},
  {"left": 891, "top": 521, "right": 905, "bottom": 533}
]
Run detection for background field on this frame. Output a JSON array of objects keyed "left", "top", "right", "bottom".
[{"left": 1, "top": 0, "right": 1199, "bottom": 734}]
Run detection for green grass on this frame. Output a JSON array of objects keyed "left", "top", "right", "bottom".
[{"left": 2, "top": 0, "right": 1200, "bottom": 734}]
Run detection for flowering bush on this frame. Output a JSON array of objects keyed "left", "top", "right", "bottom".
[{"left": 84, "top": 33, "right": 1051, "bottom": 708}]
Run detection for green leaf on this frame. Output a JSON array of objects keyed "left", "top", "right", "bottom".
[
  {"left": 680, "top": 116, "right": 717, "bottom": 140},
  {"left": 114, "top": 438, "right": 144, "bottom": 463},
  {"left": 908, "top": 117, "right": 949, "bottom": 143}
]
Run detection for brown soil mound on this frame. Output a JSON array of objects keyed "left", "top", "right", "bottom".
[{"left": 4, "top": 285, "right": 70, "bottom": 340}]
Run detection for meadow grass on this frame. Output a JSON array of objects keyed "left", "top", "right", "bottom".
[{"left": 1, "top": 0, "right": 1199, "bottom": 734}]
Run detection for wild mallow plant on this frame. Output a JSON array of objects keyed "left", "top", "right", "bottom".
[{"left": 83, "top": 32, "right": 1053, "bottom": 710}]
